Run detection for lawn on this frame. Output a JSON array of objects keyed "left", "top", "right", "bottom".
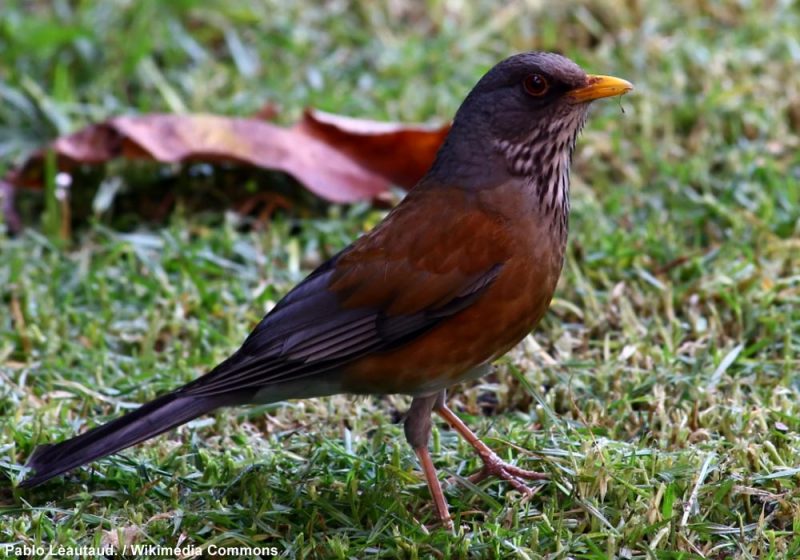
[{"left": 1, "top": 0, "right": 800, "bottom": 558}]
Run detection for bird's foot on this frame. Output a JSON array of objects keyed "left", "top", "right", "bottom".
[
  {"left": 434, "top": 400, "right": 548, "bottom": 495},
  {"left": 467, "top": 449, "right": 548, "bottom": 495}
]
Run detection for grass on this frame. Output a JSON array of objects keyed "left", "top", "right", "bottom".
[{"left": 2, "top": 0, "right": 800, "bottom": 558}]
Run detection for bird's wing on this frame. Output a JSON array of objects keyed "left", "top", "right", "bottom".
[{"left": 181, "top": 187, "right": 514, "bottom": 397}]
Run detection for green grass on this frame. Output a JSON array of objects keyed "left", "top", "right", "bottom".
[{"left": 2, "top": 0, "right": 800, "bottom": 558}]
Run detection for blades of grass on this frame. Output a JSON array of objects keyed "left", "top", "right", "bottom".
[
  {"left": 681, "top": 453, "right": 716, "bottom": 528},
  {"left": 708, "top": 343, "right": 744, "bottom": 389}
]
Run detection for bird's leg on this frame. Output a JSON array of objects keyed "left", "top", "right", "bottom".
[
  {"left": 405, "top": 392, "right": 453, "bottom": 530},
  {"left": 433, "top": 393, "right": 547, "bottom": 495}
]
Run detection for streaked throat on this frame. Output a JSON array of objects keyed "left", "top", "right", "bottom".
[{"left": 494, "top": 110, "right": 588, "bottom": 241}]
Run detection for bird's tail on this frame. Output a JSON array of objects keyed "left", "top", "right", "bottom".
[{"left": 19, "top": 392, "right": 231, "bottom": 488}]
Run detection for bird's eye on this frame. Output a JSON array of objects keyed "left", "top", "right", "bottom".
[{"left": 523, "top": 74, "right": 549, "bottom": 96}]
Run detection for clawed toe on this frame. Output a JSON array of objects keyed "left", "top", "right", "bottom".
[
  {"left": 466, "top": 451, "right": 548, "bottom": 496},
  {"left": 434, "top": 402, "right": 548, "bottom": 496}
]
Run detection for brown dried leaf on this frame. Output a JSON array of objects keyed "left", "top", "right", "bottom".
[
  {"left": 8, "top": 114, "right": 392, "bottom": 202},
  {"left": 296, "top": 108, "right": 450, "bottom": 189}
]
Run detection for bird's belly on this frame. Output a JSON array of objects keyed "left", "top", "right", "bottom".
[
  {"left": 400, "top": 363, "right": 492, "bottom": 396},
  {"left": 340, "top": 257, "right": 559, "bottom": 395}
]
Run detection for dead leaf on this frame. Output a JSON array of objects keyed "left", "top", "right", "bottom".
[
  {"left": 7, "top": 114, "right": 390, "bottom": 202},
  {"left": 297, "top": 108, "right": 450, "bottom": 189},
  {"left": 3, "top": 109, "right": 452, "bottom": 230}
]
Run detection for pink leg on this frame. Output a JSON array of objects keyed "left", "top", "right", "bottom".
[
  {"left": 435, "top": 401, "right": 547, "bottom": 495},
  {"left": 414, "top": 446, "right": 453, "bottom": 530},
  {"left": 405, "top": 392, "right": 454, "bottom": 529}
]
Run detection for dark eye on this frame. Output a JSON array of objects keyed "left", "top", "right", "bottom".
[{"left": 523, "top": 74, "right": 549, "bottom": 96}]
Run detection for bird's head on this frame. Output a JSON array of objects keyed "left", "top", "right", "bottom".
[{"left": 427, "top": 52, "right": 632, "bottom": 202}]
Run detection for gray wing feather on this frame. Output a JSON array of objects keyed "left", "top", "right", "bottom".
[{"left": 180, "top": 258, "right": 502, "bottom": 398}]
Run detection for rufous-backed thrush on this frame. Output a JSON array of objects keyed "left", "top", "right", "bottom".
[{"left": 20, "top": 52, "right": 632, "bottom": 529}]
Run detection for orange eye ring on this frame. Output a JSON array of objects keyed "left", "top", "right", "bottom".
[{"left": 523, "top": 74, "right": 549, "bottom": 96}]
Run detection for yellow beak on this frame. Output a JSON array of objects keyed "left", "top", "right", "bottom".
[{"left": 567, "top": 74, "right": 634, "bottom": 103}]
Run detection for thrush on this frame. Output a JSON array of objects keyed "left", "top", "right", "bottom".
[{"left": 20, "top": 52, "right": 632, "bottom": 529}]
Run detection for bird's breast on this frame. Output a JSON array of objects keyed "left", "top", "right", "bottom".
[{"left": 341, "top": 184, "right": 566, "bottom": 396}]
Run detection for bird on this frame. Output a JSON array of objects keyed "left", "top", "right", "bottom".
[{"left": 19, "top": 52, "right": 632, "bottom": 529}]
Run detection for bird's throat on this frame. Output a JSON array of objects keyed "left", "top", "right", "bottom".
[{"left": 495, "top": 111, "right": 587, "bottom": 254}]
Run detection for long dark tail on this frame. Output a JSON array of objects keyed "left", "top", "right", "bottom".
[{"left": 20, "top": 392, "right": 227, "bottom": 487}]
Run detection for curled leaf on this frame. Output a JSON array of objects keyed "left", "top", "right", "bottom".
[{"left": 296, "top": 109, "right": 450, "bottom": 189}]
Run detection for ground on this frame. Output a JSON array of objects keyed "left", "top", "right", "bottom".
[{"left": 1, "top": 1, "right": 799, "bottom": 558}]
